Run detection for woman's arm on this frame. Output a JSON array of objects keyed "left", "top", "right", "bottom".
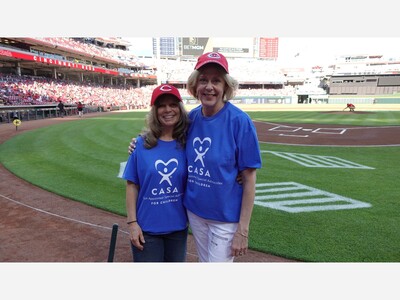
[
  {"left": 231, "top": 168, "right": 257, "bottom": 256},
  {"left": 126, "top": 180, "right": 145, "bottom": 250}
]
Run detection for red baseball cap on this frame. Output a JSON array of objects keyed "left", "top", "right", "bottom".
[
  {"left": 194, "top": 52, "right": 229, "bottom": 73},
  {"left": 150, "top": 84, "right": 182, "bottom": 106}
]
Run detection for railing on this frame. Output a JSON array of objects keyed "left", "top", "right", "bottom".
[{"left": 0, "top": 104, "right": 102, "bottom": 124}]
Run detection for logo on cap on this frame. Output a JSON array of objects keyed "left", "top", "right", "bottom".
[
  {"left": 195, "top": 52, "right": 229, "bottom": 73},
  {"left": 160, "top": 85, "right": 173, "bottom": 92},
  {"left": 208, "top": 52, "right": 222, "bottom": 59},
  {"left": 151, "top": 84, "right": 182, "bottom": 106}
]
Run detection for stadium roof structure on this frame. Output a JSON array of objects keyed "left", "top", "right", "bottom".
[{"left": 0, "top": 37, "right": 157, "bottom": 85}]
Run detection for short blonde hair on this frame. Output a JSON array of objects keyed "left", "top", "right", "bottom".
[{"left": 187, "top": 65, "right": 239, "bottom": 102}]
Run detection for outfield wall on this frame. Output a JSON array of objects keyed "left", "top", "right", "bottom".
[{"left": 186, "top": 103, "right": 400, "bottom": 112}]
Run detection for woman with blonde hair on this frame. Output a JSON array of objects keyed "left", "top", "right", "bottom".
[{"left": 183, "top": 52, "right": 262, "bottom": 262}]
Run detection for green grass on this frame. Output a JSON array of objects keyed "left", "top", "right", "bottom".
[
  {"left": 0, "top": 114, "right": 147, "bottom": 214},
  {"left": 1, "top": 111, "right": 399, "bottom": 262},
  {"left": 252, "top": 144, "right": 400, "bottom": 262}
]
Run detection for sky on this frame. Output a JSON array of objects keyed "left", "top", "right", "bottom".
[
  {"left": 3, "top": 1, "right": 400, "bottom": 69},
  {"left": 123, "top": 37, "right": 153, "bottom": 57}
]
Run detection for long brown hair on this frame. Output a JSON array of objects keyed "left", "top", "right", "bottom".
[{"left": 140, "top": 101, "right": 190, "bottom": 149}]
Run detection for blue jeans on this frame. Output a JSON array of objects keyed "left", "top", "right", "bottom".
[{"left": 131, "top": 227, "right": 188, "bottom": 262}]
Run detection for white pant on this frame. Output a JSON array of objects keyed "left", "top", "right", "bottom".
[{"left": 187, "top": 210, "right": 238, "bottom": 262}]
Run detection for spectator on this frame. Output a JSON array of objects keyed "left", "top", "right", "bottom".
[
  {"left": 77, "top": 101, "right": 84, "bottom": 117},
  {"left": 57, "top": 100, "right": 66, "bottom": 117},
  {"left": 11, "top": 111, "right": 19, "bottom": 120}
]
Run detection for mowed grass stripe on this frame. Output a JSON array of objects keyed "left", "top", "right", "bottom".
[{"left": 252, "top": 141, "right": 400, "bottom": 261}]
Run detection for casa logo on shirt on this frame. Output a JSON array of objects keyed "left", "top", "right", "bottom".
[
  {"left": 151, "top": 158, "right": 180, "bottom": 196},
  {"left": 155, "top": 158, "right": 178, "bottom": 186},
  {"left": 188, "top": 137, "right": 211, "bottom": 177}
]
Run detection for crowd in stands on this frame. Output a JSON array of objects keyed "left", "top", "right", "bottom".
[
  {"left": 34, "top": 37, "right": 144, "bottom": 68},
  {"left": 153, "top": 57, "right": 288, "bottom": 84},
  {"left": 1, "top": 37, "right": 309, "bottom": 106},
  {"left": 0, "top": 38, "right": 301, "bottom": 108},
  {"left": 0, "top": 72, "right": 298, "bottom": 109},
  {"left": 0, "top": 73, "right": 152, "bottom": 109}
]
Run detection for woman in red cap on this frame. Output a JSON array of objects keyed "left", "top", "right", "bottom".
[
  {"left": 122, "top": 84, "right": 190, "bottom": 262},
  {"left": 183, "top": 52, "right": 262, "bottom": 262}
]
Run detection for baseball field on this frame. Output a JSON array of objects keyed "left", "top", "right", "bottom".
[{"left": 1, "top": 103, "right": 399, "bottom": 262}]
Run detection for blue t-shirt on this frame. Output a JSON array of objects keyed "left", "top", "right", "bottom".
[
  {"left": 184, "top": 102, "right": 262, "bottom": 222},
  {"left": 122, "top": 136, "right": 188, "bottom": 234}
]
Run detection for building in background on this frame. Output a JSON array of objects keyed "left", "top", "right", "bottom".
[
  {"left": 152, "top": 37, "right": 279, "bottom": 60},
  {"left": 258, "top": 37, "right": 279, "bottom": 60}
]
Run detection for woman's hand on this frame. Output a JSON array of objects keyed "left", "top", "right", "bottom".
[
  {"left": 236, "top": 171, "right": 243, "bottom": 185},
  {"left": 128, "top": 137, "right": 137, "bottom": 154},
  {"left": 128, "top": 222, "right": 145, "bottom": 250},
  {"left": 231, "top": 231, "right": 248, "bottom": 257}
]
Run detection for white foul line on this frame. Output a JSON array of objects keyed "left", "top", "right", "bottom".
[{"left": 279, "top": 134, "right": 309, "bottom": 138}]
